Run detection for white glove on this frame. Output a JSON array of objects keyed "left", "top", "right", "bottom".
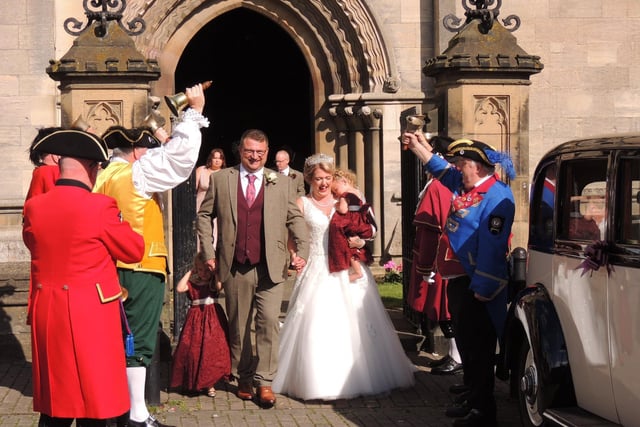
[{"left": 424, "top": 271, "right": 436, "bottom": 284}]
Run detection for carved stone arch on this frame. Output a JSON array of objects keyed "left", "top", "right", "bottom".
[
  {"left": 473, "top": 95, "right": 509, "bottom": 150},
  {"left": 124, "top": 0, "right": 395, "bottom": 97},
  {"left": 85, "top": 101, "right": 121, "bottom": 136},
  {"left": 122, "top": 0, "right": 397, "bottom": 268}
]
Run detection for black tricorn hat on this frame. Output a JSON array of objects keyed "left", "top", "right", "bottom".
[
  {"left": 102, "top": 126, "right": 161, "bottom": 149},
  {"left": 443, "top": 138, "right": 517, "bottom": 180},
  {"left": 31, "top": 129, "right": 108, "bottom": 162},
  {"left": 429, "top": 136, "right": 455, "bottom": 155},
  {"left": 444, "top": 138, "right": 496, "bottom": 167},
  {"left": 29, "top": 126, "right": 65, "bottom": 165}
]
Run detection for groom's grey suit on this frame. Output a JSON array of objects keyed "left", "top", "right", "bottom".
[{"left": 196, "top": 165, "right": 309, "bottom": 387}]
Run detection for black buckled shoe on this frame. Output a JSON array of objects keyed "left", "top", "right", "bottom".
[
  {"left": 453, "top": 391, "right": 470, "bottom": 405},
  {"left": 445, "top": 402, "right": 471, "bottom": 418},
  {"left": 449, "top": 383, "right": 469, "bottom": 394},
  {"left": 424, "top": 354, "right": 453, "bottom": 368},
  {"left": 452, "top": 409, "right": 497, "bottom": 427},
  {"left": 430, "top": 357, "right": 463, "bottom": 375},
  {"left": 128, "top": 415, "right": 175, "bottom": 427}
]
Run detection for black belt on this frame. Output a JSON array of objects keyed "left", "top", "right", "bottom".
[{"left": 232, "top": 260, "right": 259, "bottom": 273}]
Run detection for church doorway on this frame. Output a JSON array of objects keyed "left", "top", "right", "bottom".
[
  {"left": 174, "top": 8, "right": 313, "bottom": 171},
  {"left": 171, "top": 8, "right": 312, "bottom": 338}
]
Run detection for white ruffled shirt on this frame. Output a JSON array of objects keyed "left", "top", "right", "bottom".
[{"left": 114, "top": 108, "right": 209, "bottom": 199}]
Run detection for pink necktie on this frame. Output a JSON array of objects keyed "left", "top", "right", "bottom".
[{"left": 246, "top": 174, "right": 257, "bottom": 206}]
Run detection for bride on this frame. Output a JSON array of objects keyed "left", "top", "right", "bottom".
[{"left": 273, "top": 153, "right": 416, "bottom": 401}]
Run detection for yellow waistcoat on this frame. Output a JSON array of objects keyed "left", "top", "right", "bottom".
[{"left": 94, "top": 162, "right": 167, "bottom": 278}]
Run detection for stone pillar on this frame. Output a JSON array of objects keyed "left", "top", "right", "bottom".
[
  {"left": 329, "top": 107, "right": 350, "bottom": 169},
  {"left": 346, "top": 108, "right": 366, "bottom": 190},
  {"left": 423, "top": 14, "right": 543, "bottom": 249},
  {"left": 47, "top": 20, "right": 160, "bottom": 134},
  {"left": 360, "top": 106, "right": 383, "bottom": 256},
  {"left": 327, "top": 100, "right": 384, "bottom": 258}
]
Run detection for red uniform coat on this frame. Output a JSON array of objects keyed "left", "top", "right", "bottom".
[
  {"left": 24, "top": 164, "right": 61, "bottom": 319},
  {"left": 25, "top": 164, "right": 59, "bottom": 201},
  {"left": 407, "top": 179, "right": 463, "bottom": 321},
  {"left": 22, "top": 180, "right": 144, "bottom": 419}
]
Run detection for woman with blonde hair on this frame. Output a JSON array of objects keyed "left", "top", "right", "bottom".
[{"left": 273, "top": 153, "right": 415, "bottom": 401}]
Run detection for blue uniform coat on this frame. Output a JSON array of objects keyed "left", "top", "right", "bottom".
[{"left": 425, "top": 155, "right": 515, "bottom": 339}]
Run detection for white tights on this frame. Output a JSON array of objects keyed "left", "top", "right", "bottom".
[
  {"left": 449, "top": 337, "right": 462, "bottom": 364},
  {"left": 127, "top": 366, "right": 149, "bottom": 422}
]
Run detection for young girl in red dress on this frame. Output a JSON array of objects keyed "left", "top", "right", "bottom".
[
  {"left": 170, "top": 252, "right": 230, "bottom": 397},
  {"left": 328, "top": 169, "right": 375, "bottom": 282}
]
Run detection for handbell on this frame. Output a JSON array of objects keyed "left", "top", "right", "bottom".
[
  {"left": 141, "top": 110, "right": 166, "bottom": 133},
  {"left": 402, "top": 114, "right": 426, "bottom": 150},
  {"left": 406, "top": 114, "right": 426, "bottom": 132},
  {"left": 164, "top": 80, "right": 212, "bottom": 116}
]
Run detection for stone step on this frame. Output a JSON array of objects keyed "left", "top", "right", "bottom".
[{"left": 0, "top": 262, "right": 30, "bottom": 281}]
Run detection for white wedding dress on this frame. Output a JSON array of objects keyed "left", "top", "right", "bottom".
[{"left": 273, "top": 197, "right": 416, "bottom": 401}]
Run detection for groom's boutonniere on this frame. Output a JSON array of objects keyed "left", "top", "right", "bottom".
[
  {"left": 265, "top": 172, "right": 278, "bottom": 185},
  {"left": 289, "top": 173, "right": 297, "bottom": 179}
]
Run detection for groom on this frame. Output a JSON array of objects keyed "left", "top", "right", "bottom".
[{"left": 196, "top": 129, "right": 309, "bottom": 408}]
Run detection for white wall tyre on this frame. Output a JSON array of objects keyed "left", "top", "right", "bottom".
[{"left": 518, "top": 339, "right": 546, "bottom": 426}]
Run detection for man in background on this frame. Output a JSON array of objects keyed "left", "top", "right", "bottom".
[{"left": 274, "top": 148, "right": 305, "bottom": 196}]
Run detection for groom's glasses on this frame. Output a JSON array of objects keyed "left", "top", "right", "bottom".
[{"left": 242, "top": 149, "right": 266, "bottom": 158}]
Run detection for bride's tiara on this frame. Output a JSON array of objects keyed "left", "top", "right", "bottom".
[{"left": 304, "top": 153, "right": 334, "bottom": 167}]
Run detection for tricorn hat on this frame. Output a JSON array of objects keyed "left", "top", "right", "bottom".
[
  {"left": 429, "top": 136, "right": 455, "bottom": 155},
  {"left": 29, "top": 126, "right": 65, "bottom": 165},
  {"left": 445, "top": 138, "right": 516, "bottom": 180},
  {"left": 102, "top": 126, "right": 161, "bottom": 149},
  {"left": 31, "top": 129, "right": 109, "bottom": 162}
]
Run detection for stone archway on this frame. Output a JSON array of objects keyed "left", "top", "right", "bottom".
[
  {"left": 164, "top": 9, "right": 317, "bottom": 338},
  {"left": 126, "top": 0, "right": 398, "bottom": 146},
  {"left": 171, "top": 8, "right": 313, "bottom": 171},
  {"left": 124, "top": 1, "right": 406, "bottom": 299},
  {"left": 115, "top": 0, "right": 435, "bottom": 338}
]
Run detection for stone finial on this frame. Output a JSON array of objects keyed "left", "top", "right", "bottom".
[
  {"left": 424, "top": 11, "right": 542, "bottom": 79},
  {"left": 444, "top": 0, "right": 521, "bottom": 34},
  {"left": 64, "top": 0, "right": 146, "bottom": 37}
]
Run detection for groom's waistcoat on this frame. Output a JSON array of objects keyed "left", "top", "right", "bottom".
[{"left": 235, "top": 177, "right": 265, "bottom": 265}]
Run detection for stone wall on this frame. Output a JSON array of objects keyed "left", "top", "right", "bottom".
[
  {"left": 1, "top": 0, "right": 640, "bottom": 263},
  {"left": 503, "top": 0, "right": 640, "bottom": 174},
  {"left": 0, "top": 1, "right": 56, "bottom": 261}
]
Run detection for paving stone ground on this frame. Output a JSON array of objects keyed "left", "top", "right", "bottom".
[
  {"left": 0, "top": 349, "right": 521, "bottom": 427},
  {"left": 0, "top": 263, "right": 522, "bottom": 426}
]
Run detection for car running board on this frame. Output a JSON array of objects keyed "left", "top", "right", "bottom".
[{"left": 544, "top": 407, "right": 620, "bottom": 426}]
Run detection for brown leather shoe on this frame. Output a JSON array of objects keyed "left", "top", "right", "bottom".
[
  {"left": 257, "top": 385, "right": 276, "bottom": 407},
  {"left": 236, "top": 382, "right": 254, "bottom": 400}
]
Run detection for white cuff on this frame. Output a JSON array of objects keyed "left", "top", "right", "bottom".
[{"left": 179, "top": 108, "right": 210, "bottom": 128}]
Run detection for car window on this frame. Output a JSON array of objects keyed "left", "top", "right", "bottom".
[
  {"left": 557, "top": 158, "right": 608, "bottom": 241},
  {"left": 529, "top": 162, "right": 556, "bottom": 250},
  {"left": 615, "top": 157, "right": 640, "bottom": 244}
]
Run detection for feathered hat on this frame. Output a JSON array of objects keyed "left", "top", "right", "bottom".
[{"left": 445, "top": 138, "right": 516, "bottom": 180}]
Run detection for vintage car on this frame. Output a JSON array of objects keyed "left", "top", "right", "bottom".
[{"left": 499, "top": 135, "right": 640, "bottom": 426}]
